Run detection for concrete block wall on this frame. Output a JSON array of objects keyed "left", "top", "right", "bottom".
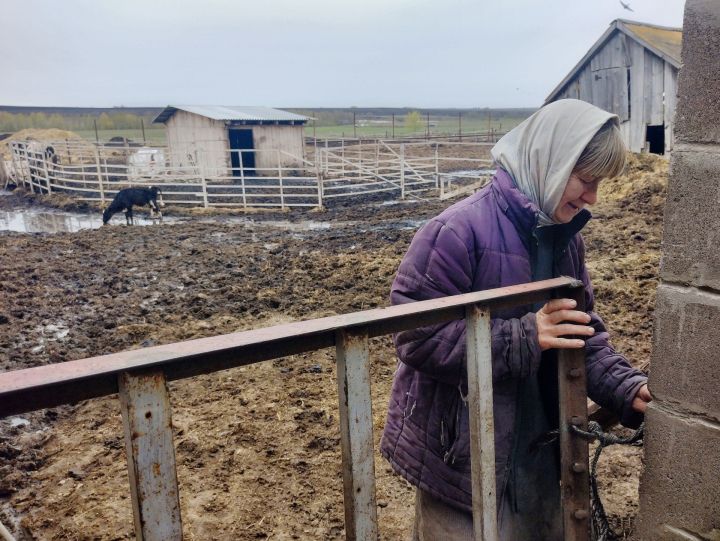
[{"left": 636, "top": 1, "right": 720, "bottom": 539}]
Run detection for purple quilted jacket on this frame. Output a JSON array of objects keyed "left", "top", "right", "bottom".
[{"left": 380, "top": 168, "right": 647, "bottom": 513}]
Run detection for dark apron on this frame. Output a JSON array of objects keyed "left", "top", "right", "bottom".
[{"left": 500, "top": 224, "right": 570, "bottom": 541}]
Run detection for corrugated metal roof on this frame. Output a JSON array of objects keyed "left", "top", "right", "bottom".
[
  {"left": 621, "top": 20, "right": 682, "bottom": 65},
  {"left": 153, "top": 105, "right": 310, "bottom": 124}
]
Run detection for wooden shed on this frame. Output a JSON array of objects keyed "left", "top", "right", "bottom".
[
  {"left": 153, "top": 105, "right": 310, "bottom": 176},
  {"left": 545, "top": 19, "right": 682, "bottom": 154}
]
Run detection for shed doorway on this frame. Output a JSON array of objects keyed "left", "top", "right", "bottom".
[
  {"left": 645, "top": 125, "right": 665, "bottom": 155},
  {"left": 229, "top": 129, "right": 256, "bottom": 176}
]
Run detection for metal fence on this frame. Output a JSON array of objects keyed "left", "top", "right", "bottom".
[
  {"left": 7, "top": 138, "right": 495, "bottom": 209},
  {"left": 0, "top": 277, "right": 591, "bottom": 541}
]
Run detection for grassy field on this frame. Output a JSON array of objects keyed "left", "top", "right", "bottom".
[
  {"left": 4, "top": 111, "right": 532, "bottom": 145},
  {"left": 304, "top": 115, "right": 528, "bottom": 139}
]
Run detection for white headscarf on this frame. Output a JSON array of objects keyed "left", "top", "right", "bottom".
[{"left": 491, "top": 99, "right": 617, "bottom": 227}]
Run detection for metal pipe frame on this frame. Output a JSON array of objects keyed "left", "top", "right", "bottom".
[{"left": 0, "top": 277, "right": 588, "bottom": 541}]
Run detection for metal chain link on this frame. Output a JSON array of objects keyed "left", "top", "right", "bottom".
[{"left": 571, "top": 421, "right": 645, "bottom": 540}]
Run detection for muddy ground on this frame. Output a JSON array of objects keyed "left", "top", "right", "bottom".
[{"left": 0, "top": 152, "right": 667, "bottom": 539}]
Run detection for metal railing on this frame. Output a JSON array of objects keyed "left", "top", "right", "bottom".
[
  {"left": 0, "top": 277, "right": 591, "bottom": 541},
  {"left": 7, "top": 139, "right": 495, "bottom": 209}
]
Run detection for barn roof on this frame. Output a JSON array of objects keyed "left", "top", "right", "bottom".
[
  {"left": 153, "top": 106, "right": 310, "bottom": 124},
  {"left": 545, "top": 19, "right": 682, "bottom": 104}
]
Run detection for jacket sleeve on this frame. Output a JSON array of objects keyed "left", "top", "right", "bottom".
[
  {"left": 391, "top": 219, "right": 543, "bottom": 387},
  {"left": 577, "top": 236, "right": 648, "bottom": 428}
]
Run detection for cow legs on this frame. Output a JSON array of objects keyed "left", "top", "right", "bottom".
[
  {"left": 125, "top": 207, "right": 134, "bottom": 225},
  {"left": 150, "top": 201, "right": 162, "bottom": 224}
]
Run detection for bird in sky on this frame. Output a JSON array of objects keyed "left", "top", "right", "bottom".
[{"left": 619, "top": 0, "right": 634, "bottom": 11}]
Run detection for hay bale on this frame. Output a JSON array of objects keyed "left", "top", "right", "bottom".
[{"left": 0, "top": 128, "right": 87, "bottom": 160}]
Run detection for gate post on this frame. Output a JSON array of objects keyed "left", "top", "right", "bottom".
[
  {"left": 335, "top": 328, "right": 378, "bottom": 541},
  {"left": 557, "top": 285, "right": 590, "bottom": 541},
  {"left": 119, "top": 371, "right": 182, "bottom": 541},
  {"left": 465, "top": 305, "right": 498, "bottom": 541}
]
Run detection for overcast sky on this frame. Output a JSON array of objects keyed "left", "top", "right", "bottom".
[{"left": 0, "top": 0, "right": 685, "bottom": 109}]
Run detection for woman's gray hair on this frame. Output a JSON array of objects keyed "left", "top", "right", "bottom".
[{"left": 574, "top": 118, "right": 627, "bottom": 179}]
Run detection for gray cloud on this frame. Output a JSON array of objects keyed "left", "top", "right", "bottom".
[{"left": 0, "top": 0, "right": 685, "bottom": 108}]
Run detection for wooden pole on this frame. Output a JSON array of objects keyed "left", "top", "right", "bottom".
[
  {"left": 94, "top": 119, "right": 99, "bottom": 143},
  {"left": 392, "top": 114, "right": 395, "bottom": 139},
  {"left": 141, "top": 118, "right": 146, "bottom": 145},
  {"left": 353, "top": 111, "right": 357, "bottom": 139}
]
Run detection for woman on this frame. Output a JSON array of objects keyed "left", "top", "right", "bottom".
[{"left": 380, "top": 99, "right": 652, "bottom": 540}]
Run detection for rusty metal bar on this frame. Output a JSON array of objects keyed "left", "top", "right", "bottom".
[
  {"left": 335, "top": 329, "right": 378, "bottom": 541},
  {"left": 465, "top": 305, "right": 498, "bottom": 541},
  {"left": 118, "top": 371, "right": 182, "bottom": 541},
  {"left": 557, "top": 285, "right": 590, "bottom": 541},
  {"left": 0, "top": 277, "right": 582, "bottom": 417}
]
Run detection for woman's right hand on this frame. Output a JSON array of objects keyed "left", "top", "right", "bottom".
[{"left": 536, "top": 298, "right": 595, "bottom": 351}]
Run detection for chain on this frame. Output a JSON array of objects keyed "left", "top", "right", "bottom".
[{"left": 571, "top": 421, "right": 645, "bottom": 540}]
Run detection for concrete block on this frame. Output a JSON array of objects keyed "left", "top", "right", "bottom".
[
  {"left": 637, "top": 407, "right": 720, "bottom": 540},
  {"left": 661, "top": 150, "right": 720, "bottom": 290},
  {"left": 650, "top": 285, "right": 720, "bottom": 419},
  {"left": 674, "top": 0, "right": 720, "bottom": 144}
]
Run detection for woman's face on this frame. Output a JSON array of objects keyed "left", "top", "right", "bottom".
[{"left": 553, "top": 171, "right": 600, "bottom": 223}]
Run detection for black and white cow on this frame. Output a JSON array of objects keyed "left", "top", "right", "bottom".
[{"left": 102, "top": 186, "right": 164, "bottom": 225}]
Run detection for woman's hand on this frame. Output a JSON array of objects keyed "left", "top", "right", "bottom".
[
  {"left": 536, "top": 298, "right": 595, "bottom": 351},
  {"left": 631, "top": 384, "right": 652, "bottom": 413}
]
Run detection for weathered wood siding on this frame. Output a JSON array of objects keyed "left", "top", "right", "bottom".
[
  {"left": 251, "top": 125, "right": 305, "bottom": 170},
  {"left": 163, "top": 113, "right": 305, "bottom": 175},
  {"left": 552, "top": 30, "right": 678, "bottom": 153},
  {"left": 165, "top": 111, "right": 230, "bottom": 173}
]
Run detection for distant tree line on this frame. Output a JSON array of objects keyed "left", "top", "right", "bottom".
[
  {"left": 289, "top": 107, "right": 535, "bottom": 128},
  {"left": 0, "top": 111, "right": 157, "bottom": 132}
]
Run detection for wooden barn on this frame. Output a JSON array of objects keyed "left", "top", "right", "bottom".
[
  {"left": 545, "top": 19, "right": 682, "bottom": 154},
  {"left": 153, "top": 105, "right": 310, "bottom": 176}
]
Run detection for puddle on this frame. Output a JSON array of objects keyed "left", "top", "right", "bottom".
[
  {"left": 0, "top": 208, "right": 427, "bottom": 235},
  {"left": 0, "top": 208, "right": 356, "bottom": 235},
  {"left": 0, "top": 209, "right": 179, "bottom": 233}
]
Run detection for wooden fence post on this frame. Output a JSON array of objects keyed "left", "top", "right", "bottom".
[
  {"left": 119, "top": 371, "right": 182, "bottom": 541},
  {"left": 335, "top": 329, "right": 378, "bottom": 541}
]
